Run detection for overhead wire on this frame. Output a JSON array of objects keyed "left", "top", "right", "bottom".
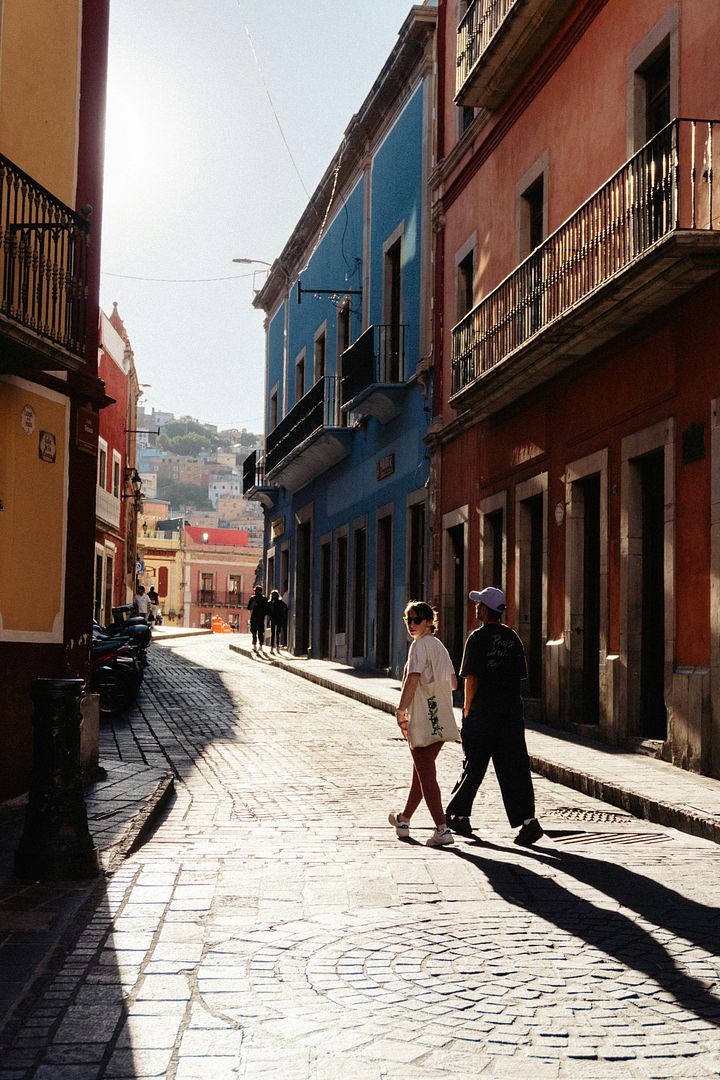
[
  {"left": 100, "top": 270, "right": 259, "bottom": 282},
  {"left": 238, "top": 5, "right": 312, "bottom": 204}
]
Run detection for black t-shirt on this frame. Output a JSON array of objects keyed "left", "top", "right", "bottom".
[
  {"left": 248, "top": 595, "right": 269, "bottom": 619},
  {"left": 460, "top": 622, "right": 527, "bottom": 717}
]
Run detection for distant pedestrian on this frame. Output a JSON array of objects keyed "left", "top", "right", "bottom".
[
  {"left": 147, "top": 586, "right": 159, "bottom": 623},
  {"left": 389, "top": 601, "right": 460, "bottom": 848},
  {"left": 445, "top": 587, "right": 544, "bottom": 846},
  {"left": 247, "top": 585, "right": 269, "bottom": 651},
  {"left": 134, "top": 585, "right": 150, "bottom": 619},
  {"left": 268, "top": 590, "right": 288, "bottom": 651}
]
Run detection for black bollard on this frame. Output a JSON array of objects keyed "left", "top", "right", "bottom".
[{"left": 15, "top": 678, "right": 99, "bottom": 881}]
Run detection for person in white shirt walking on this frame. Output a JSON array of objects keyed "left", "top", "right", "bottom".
[{"left": 389, "top": 600, "right": 460, "bottom": 848}]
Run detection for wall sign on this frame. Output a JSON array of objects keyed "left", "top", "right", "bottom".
[
  {"left": 21, "top": 404, "right": 36, "bottom": 435},
  {"left": 77, "top": 406, "right": 99, "bottom": 455},
  {"left": 377, "top": 453, "right": 395, "bottom": 481},
  {"left": 38, "top": 431, "right": 57, "bottom": 463}
]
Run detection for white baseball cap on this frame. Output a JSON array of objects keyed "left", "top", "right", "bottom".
[{"left": 469, "top": 587, "right": 506, "bottom": 613}]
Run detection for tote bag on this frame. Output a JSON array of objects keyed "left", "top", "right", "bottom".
[{"left": 407, "top": 639, "right": 461, "bottom": 748}]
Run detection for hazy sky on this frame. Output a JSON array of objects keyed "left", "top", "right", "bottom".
[{"left": 101, "top": 0, "right": 416, "bottom": 434}]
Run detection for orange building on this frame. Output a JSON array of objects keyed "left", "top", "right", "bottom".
[
  {"left": 431, "top": 0, "right": 720, "bottom": 775},
  {"left": 0, "top": 0, "right": 110, "bottom": 798}
]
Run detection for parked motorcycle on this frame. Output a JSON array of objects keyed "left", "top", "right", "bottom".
[
  {"left": 93, "top": 619, "right": 151, "bottom": 661},
  {"left": 91, "top": 635, "right": 144, "bottom": 717}
]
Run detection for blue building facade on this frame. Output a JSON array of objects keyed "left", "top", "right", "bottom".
[{"left": 245, "top": 8, "right": 436, "bottom": 678}]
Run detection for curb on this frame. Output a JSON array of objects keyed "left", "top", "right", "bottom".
[
  {"left": 527, "top": 755, "right": 720, "bottom": 846},
  {"left": 229, "top": 641, "right": 720, "bottom": 847},
  {"left": 101, "top": 772, "right": 175, "bottom": 874},
  {"left": 228, "top": 642, "right": 396, "bottom": 715},
  {"left": 153, "top": 629, "right": 214, "bottom": 641}
]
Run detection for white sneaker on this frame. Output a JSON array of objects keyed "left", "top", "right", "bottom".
[
  {"left": 388, "top": 811, "right": 410, "bottom": 839},
  {"left": 426, "top": 828, "right": 454, "bottom": 848}
]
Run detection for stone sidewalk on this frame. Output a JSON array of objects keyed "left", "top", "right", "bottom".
[
  {"left": 0, "top": 756, "right": 173, "bottom": 1040},
  {"left": 229, "top": 641, "right": 720, "bottom": 846}
]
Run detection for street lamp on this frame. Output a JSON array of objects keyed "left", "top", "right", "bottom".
[{"left": 233, "top": 257, "right": 274, "bottom": 293}]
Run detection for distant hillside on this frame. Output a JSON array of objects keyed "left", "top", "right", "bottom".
[{"left": 156, "top": 419, "right": 258, "bottom": 457}]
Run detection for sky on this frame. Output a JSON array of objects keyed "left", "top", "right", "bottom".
[{"left": 101, "top": 0, "right": 418, "bottom": 435}]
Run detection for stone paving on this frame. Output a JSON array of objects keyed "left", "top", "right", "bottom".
[{"left": 1, "top": 635, "right": 719, "bottom": 1078}]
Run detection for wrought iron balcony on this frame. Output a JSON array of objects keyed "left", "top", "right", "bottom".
[
  {"left": 456, "top": 0, "right": 575, "bottom": 110},
  {"left": 242, "top": 449, "right": 278, "bottom": 507},
  {"left": 450, "top": 119, "right": 720, "bottom": 419},
  {"left": 341, "top": 323, "right": 409, "bottom": 423},
  {"left": 265, "top": 375, "right": 354, "bottom": 493},
  {"left": 0, "top": 153, "right": 91, "bottom": 372},
  {"left": 194, "top": 590, "right": 244, "bottom": 607}
]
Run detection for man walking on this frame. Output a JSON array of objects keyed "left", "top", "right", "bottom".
[
  {"left": 247, "top": 585, "right": 270, "bottom": 651},
  {"left": 445, "top": 587, "right": 543, "bottom": 846}
]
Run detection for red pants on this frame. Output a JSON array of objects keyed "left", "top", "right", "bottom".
[{"left": 402, "top": 742, "right": 445, "bottom": 829}]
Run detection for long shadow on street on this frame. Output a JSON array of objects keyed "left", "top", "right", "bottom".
[{"left": 450, "top": 839, "right": 720, "bottom": 1026}]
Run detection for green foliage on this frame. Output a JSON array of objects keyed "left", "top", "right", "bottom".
[
  {"left": 156, "top": 479, "right": 213, "bottom": 510},
  {"left": 155, "top": 418, "right": 257, "bottom": 456}
]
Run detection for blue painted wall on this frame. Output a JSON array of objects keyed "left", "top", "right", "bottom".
[
  {"left": 287, "top": 175, "right": 365, "bottom": 400},
  {"left": 262, "top": 81, "right": 430, "bottom": 678}
]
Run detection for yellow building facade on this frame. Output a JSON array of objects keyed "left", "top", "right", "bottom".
[{"left": 0, "top": 0, "right": 110, "bottom": 798}]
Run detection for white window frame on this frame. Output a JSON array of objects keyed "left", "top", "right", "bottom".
[
  {"left": 97, "top": 436, "right": 108, "bottom": 489},
  {"left": 112, "top": 449, "right": 122, "bottom": 498}
]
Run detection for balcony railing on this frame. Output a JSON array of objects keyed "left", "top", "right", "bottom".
[
  {"left": 265, "top": 376, "right": 343, "bottom": 475},
  {"left": 195, "top": 590, "right": 244, "bottom": 607},
  {"left": 451, "top": 119, "right": 720, "bottom": 403},
  {"left": 0, "top": 153, "right": 91, "bottom": 365},
  {"left": 455, "top": 0, "right": 575, "bottom": 109},
  {"left": 456, "top": 0, "right": 515, "bottom": 96},
  {"left": 243, "top": 449, "right": 265, "bottom": 493},
  {"left": 342, "top": 324, "right": 407, "bottom": 403}
]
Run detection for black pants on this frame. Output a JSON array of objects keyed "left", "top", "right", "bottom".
[
  {"left": 250, "top": 618, "right": 265, "bottom": 646},
  {"left": 446, "top": 711, "right": 535, "bottom": 828},
  {"left": 270, "top": 620, "right": 282, "bottom": 648}
]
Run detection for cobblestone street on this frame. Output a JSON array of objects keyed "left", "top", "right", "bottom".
[{"left": 2, "top": 635, "right": 720, "bottom": 1079}]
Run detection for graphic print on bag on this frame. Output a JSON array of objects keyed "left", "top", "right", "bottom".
[{"left": 427, "top": 695, "right": 443, "bottom": 738}]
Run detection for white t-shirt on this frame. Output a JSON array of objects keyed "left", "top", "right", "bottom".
[
  {"left": 407, "top": 634, "right": 455, "bottom": 686},
  {"left": 135, "top": 593, "right": 150, "bottom": 614}
]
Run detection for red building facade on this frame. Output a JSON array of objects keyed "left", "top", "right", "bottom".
[
  {"left": 184, "top": 526, "right": 257, "bottom": 633},
  {"left": 0, "top": 0, "right": 111, "bottom": 799},
  {"left": 94, "top": 306, "right": 141, "bottom": 624},
  {"left": 431, "top": 0, "right": 720, "bottom": 775}
]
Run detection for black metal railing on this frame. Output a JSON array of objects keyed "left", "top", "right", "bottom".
[
  {"left": 0, "top": 153, "right": 91, "bottom": 360},
  {"left": 341, "top": 323, "right": 407, "bottom": 405},
  {"left": 456, "top": 0, "right": 516, "bottom": 96},
  {"left": 195, "top": 590, "right": 244, "bottom": 608},
  {"left": 242, "top": 449, "right": 270, "bottom": 493},
  {"left": 451, "top": 119, "right": 719, "bottom": 397},
  {"left": 265, "top": 376, "right": 342, "bottom": 474}
]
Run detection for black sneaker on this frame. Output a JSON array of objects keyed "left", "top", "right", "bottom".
[
  {"left": 514, "top": 819, "right": 544, "bottom": 846},
  {"left": 446, "top": 814, "right": 474, "bottom": 838}
]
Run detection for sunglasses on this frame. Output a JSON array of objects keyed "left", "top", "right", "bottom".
[{"left": 405, "top": 615, "right": 425, "bottom": 625}]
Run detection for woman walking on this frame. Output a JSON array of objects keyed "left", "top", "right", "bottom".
[{"left": 389, "top": 601, "right": 460, "bottom": 847}]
